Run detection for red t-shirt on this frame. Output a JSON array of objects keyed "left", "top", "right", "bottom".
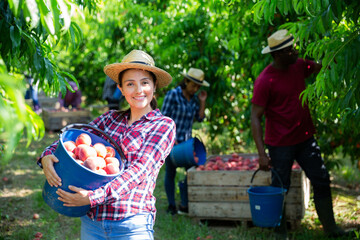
[{"left": 252, "top": 59, "right": 316, "bottom": 146}]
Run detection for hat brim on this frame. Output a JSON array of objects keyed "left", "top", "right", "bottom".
[
  {"left": 261, "top": 38, "right": 296, "bottom": 54},
  {"left": 180, "top": 73, "right": 210, "bottom": 87},
  {"left": 104, "top": 63, "right": 172, "bottom": 89}
]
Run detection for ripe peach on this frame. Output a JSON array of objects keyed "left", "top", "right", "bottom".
[
  {"left": 64, "top": 141, "right": 76, "bottom": 152},
  {"left": 75, "top": 159, "right": 84, "bottom": 165},
  {"left": 93, "top": 143, "right": 107, "bottom": 158},
  {"left": 33, "top": 213, "right": 40, "bottom": 219},
  {"left": 105, "top": 146, "right": 116, "bottom": 158},
  {"left": 104, "top": 163, "right": 120, "bottom": 175},
  {"left": 67, "top": 151, "right": 76, "bottom": 159},
  {"left": 34, "top": 232, "right": 43, "bottom": 238},
  {"left": 105, "top": 157, "right": 120, "bottom": 168},
  {"left": 78, "top": 145, "right": 97, "bottom": 161},
  {"left": 75, "top": 133, "right": 92, "bottom": 146},
  {"left": 96, "top": 169, "right": 107, "bottom": 175},
  {"left": 74, "top": 144, "right": 87, "bottom": 158},
  {"left": 84, "top": 156, "right": 106, "bottom": 171}
]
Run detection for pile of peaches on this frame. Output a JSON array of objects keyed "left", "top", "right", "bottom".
[
  {"left": 63, "top": 133, "right": 121, "bottom": 175},
  {"left": 196, "top": 153, "right": 301, "bottom": 171}
]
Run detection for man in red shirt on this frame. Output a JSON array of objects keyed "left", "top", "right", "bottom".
[{"left": 251, "top": 29, "right": 350, "bottom": 238}]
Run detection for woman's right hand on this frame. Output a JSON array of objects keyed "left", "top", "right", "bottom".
[{"left": 41, "top": 155, "right": 62, "bottom": 187}]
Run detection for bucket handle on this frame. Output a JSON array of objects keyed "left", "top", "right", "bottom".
[
  {"left": 250, "top": 168, "right": 285, "bottom": 195},
  {"left": 60, "top": 123, "right": 125, "bottom": 163}
]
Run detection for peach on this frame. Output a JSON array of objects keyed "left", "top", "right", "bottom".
[
  {"left": 105, "top": 146, "right": 116, "bottom": 158},
  {"left": 96, "top": 169, "right": 107, "bottom": 175},
  {"left": 78, "top": 145, "right": 97, "bottom": 161},
  {"left": 74, "top": 144, "right": 87, "bottom": 158},
  {"left": 75, "top": 159, "right": 84, "bottom": 165},
  {"left": 105, "top": 157, "right": 120, "bottom": 168},
  {"left": 64, "top": 141, "right": 76, "bottom": 152},
  {"left": 104, "top": 163, "right": 120, "bottom": 175},
  {"left": 84, "top": 156, "right": 106, "bottom": 171},
  {"left": 75, "top": 133, "right": 92, "bottom": 146},
  {"left": 67, "top": 151, "right": 76, "bottom": 159},
  {"left": 93, "top": 143, "right": 107, "bottom": 158}
]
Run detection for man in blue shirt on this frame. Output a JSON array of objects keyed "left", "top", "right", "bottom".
[{"left": 162, "top": 68, "right": 209, "bottom": 215}]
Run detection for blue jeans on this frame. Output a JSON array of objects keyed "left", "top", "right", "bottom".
[
  {"left": 267, "top": 136, "right": 331, "bottom": 200},
  {"left": 164, "top": 156, "right": 189, "bottom": 207},
  {"left": 80, "top": 213, "right": 154, "bottom": 240}
]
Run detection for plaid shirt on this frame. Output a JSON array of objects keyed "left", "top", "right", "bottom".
[
  {"left": 161, "top": 86, "right": 203, "bottom": 143},
  {"left": 40, "top": 109, "right": 175, "bottom": 221}
]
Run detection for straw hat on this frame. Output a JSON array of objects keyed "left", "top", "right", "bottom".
[
  {"left": 261, "top": 29, "right": 295, "bottom": 54},
  {"left": 104, "top": 50, "right": 172, "bottom": 88},
  {"left": 180, "top": 68, "right": 210, "bottom": 87}
]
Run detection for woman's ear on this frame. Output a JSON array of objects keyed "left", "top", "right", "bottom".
[{"left": 117, "top": 84, "right": 123, "bottom": 94}]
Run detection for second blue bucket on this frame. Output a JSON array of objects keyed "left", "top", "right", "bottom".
[
  {"left": 42, "top": 124, "right": 125, "bottom": 217},
  {"left": 247, "top": 169, "right": 287, "bottom": 227},
  {"left": 169, "top": 137, "right": 206, "bottom": 168}
]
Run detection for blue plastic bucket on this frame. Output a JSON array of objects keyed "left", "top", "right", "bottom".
[
  {"left": 169, "top": 137, "right": 206, "bottom": 168},
  {"left": 247, "top": 169, "right": 287, "bottom": 227},
  {"left": 42, "top": 124, "right": 124, "bottom": 217}
]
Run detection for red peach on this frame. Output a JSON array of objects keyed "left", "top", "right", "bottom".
[
  {"left": 105, "top": 146, "right": 116, "bottom": 158},
  {"left": 93, "top": 143, "right": 107, "bottom": 158},
  {"left": 105, "top": 157, "right": 120, "bottom": 168},
  {"left": 75, "top": 133, "right": 92, "bottom": 146},
  {"left": 34, "top": 232, "right": 43, "bottom": 238},
  {"left": 74, "top": 144, "right": 87, "bottom": 158},
  {"left": 78, "top": 145, "right": 97, "bottom": 161},
  {"left": 84, "top": 156, "right": 106, "bottom": 171},
  {"left": 63, "top": 141, "right": 76, "bottom": 152},
  {"left": 104, "top": 163, "right": 120, "bottom": 175},
  {"left": 33, "top": 213, "right": 40, "bottom": 219}
]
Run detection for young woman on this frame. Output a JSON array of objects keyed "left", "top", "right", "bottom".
[
  {"left": 38, "top": 50, "right": 176, "bottom": 240},
  {"left": 161, "top": 68, "right": 209, "bottom": 215}
]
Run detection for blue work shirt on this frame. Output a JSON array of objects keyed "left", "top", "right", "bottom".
[{"left": 161, "top": 86, "right": 203, "bottom": 143}]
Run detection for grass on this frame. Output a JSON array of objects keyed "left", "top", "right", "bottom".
[{"left": 0, "top": 131, "right": 359, "bottom": 240}]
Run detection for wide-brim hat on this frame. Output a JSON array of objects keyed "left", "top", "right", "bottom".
[
  {"left": 180, "top": 68, "right": 210, "bottom": 87},
  {"left": 261, "top": 29, "right": 295, "bottom": 54},
  {"left": 104, "top": 50, "right": 172, "bottom": 89}
]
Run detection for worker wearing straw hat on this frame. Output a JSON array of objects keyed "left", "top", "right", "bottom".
[
  {"left": 38, "top": 50, "right": 176, "bottom": 239},
  {"left": 162, "top": 67, "right": 209, "bottom": 215},
  {"left": 251, "top": 29, "right": 354, "bottom": 238}
]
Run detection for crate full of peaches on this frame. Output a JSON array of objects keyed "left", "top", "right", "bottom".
[
  {"left": 63, "top": 133, "right": 121, "bottom": 175},
  {"left": 195, "top": 153, "right": 301, "bottom": 171}
]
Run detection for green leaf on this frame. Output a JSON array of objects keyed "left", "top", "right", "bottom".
[
  {"left": 8, "top": 0, "right": 22, "bottom": 17},
  {"left": 9, "top": 25, "right": 21, "bottom": 49},
  {"left": 24, "top": 0, "right": 40, "bottom": 29},
  {"left": 50, "top": 0, "right": 61, "bottom": 34},
  {"left": 38, "top": 0, "right": 55, "bottom": 35},
  {"left": 57, "top": 0, "right": 71, "bottom": 31}
]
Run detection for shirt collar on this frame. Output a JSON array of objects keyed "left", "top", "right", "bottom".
[{"left": 123, "top": 109, "right": 161, "bottom": 122}]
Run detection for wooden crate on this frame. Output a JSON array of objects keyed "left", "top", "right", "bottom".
[
  {"left": 42, "top": 108, "right": 92, "bottom": 131},
  {"left": 187, "top": 154, "right": 310, "bottom": 229}
]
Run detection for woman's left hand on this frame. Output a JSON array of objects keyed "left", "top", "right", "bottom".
[
  {"left": 56, "top": 186, "right": 91, "bottom": 207},
  {"left": 198, "top": 90, "right": 207, "bottom": 102}
]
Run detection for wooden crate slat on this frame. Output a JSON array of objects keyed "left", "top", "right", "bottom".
[
  {"left": 42, "top": 108, "right": 92, "bottom": 131},
  {"left": 187, "top": 167, "right": 304, "bottom": 187},
  {"left": 188, "top": 185, "right": 306, "bottom": 204},
  {"left": 189, "top": 202, "right": 304, "bottom": 220}
]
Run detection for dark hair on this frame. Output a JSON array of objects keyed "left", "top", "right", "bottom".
[
  {"left": 117, "top": 69, "right": 158, "bottom": 112},
  {"left": 179, "top": 77, "right": 190, "bottom": 89}
]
